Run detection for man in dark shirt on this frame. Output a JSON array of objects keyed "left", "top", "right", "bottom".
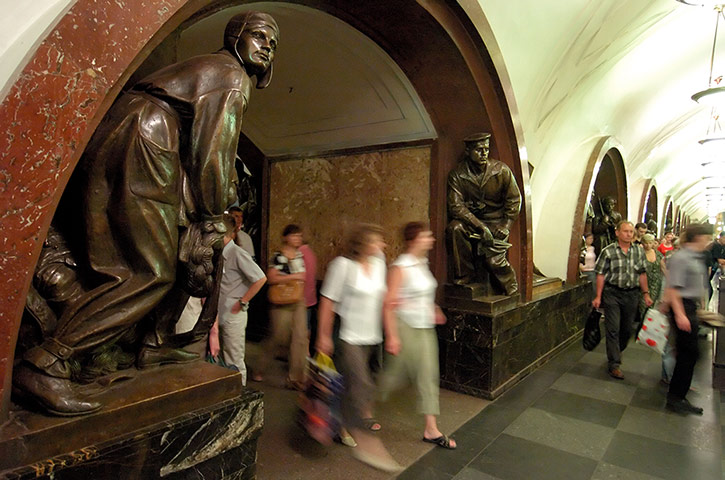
[
  {"left": 664, "top": 223, "right": 713, "bottom": 415},
  {"left": 593, "top": 221, "right": 652, "bottom": 380},
  {"left": 633, "top": 222, "right": 648, "bottom": 245}
]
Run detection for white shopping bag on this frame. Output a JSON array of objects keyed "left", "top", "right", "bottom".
[{"left": 636, "top": 308, "right": 670, "bottom": 355}]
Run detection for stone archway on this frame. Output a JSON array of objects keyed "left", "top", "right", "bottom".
[
  {"left": 663, "top": 197, "right": 674, "bottom": 233},
  {"left": 639, "top": 180, "right": 658, "bottom": 225},
  {"left": 0, "top": 0, "right": 530, "bottom": 419},
  {"left": 566, "top": 137, "right": 627, "bottom": 283}
]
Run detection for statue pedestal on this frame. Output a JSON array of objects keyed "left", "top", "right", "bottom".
[
  {"left": 439, "top": 282, "right": 592, "bottom": 399},
  {"left": 0, "top": 362, "right": 263, "bottom": 479}
]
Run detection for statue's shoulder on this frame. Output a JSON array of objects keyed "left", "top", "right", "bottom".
[
  {"left": 447, "top": 161, "right": 468, "bottom": 180},
  {"left": 187, "top": 53, "right": 246, "bottom": 80},
  {"left": 136, "top": 52, "right": 248, "bottom": 95},
  {"left": 487, "top": 158, "right": 510, "bottom": 175}
]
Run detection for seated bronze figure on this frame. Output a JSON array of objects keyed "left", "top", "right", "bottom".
[
  {"left": 13, "top": 11, "right": 279, "bottom": 416},
  {"left": 446, "top": 133, "right": 521, "bottom": 296}
]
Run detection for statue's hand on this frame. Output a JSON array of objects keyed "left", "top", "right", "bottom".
[
  {"left": 479, "top": 225, "right": 494, "bottom": 244},
  {"left": 493, "top": 227, "right": 509, "bottom": 240}
]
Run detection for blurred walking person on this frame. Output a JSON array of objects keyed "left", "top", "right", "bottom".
[
  {"left": 663, "top": 223, "right": 713, "bottom": 415},
  {"left": 380, "top": 222, "right": 457, "bottom": 449},
  {"left": 316, "top": 223, "right": 400, "bottom": 472}
]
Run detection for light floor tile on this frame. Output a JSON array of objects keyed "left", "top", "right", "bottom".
[
  {"left": 591, "top": 462, "right": 667, "bottom": 480},
  {"left": 551, "top": 372, "right": 637, "bottom": 405},
  {"left": 503, "top": 407, "right": 615, "bottom": 460},
  {"left": 617, "top": 405, "right": 721, "bottom": 454}
]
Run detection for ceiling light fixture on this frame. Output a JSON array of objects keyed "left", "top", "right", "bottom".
[
  {"left": 687, "top": 3, "right": 725, "bottom": 217},
  {"left": 691, "top": 5, "right": 725, "bottom": 107}
]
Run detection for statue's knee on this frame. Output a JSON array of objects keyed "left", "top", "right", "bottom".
[{"left": 447, "top": 220, "right": 467, "bottom": 238}]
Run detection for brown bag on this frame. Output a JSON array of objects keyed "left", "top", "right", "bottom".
[{"left": 268, "top": 280, "right": 303, "bottom": 305}]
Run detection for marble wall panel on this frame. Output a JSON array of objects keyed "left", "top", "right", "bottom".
[{"left": 268, "top": 146, "right": 430, "bottom": 277}]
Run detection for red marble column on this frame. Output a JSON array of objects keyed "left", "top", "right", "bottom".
[{"left": 0, "top": 0, "right": 193, "bottom": 420}]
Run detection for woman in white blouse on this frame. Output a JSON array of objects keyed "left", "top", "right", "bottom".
[
  {"left": 316, "top": 223, "right": 400, "bottom": 472},
  {"left": 380, "top": 222, "right": 457, "bottom": 449}
]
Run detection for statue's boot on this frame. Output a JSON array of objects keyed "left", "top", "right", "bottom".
[
  {"left": 137, "top": 346, "right": 199, "bottom": 369},
  {"left": 13, "top": 361, "right": 102, "bottom": 416},
  {"left": 14, "top": 339, "right": 102, "bottom": 416},
  {"left": 492, "top": 265, "right": 519, "bottom": 297}
]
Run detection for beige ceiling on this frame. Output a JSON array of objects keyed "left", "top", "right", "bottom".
[
  {"left": 477, "top": 0, "right": 725, "bottom": 222},
  {"left": 175, "top": 2, "right": 435, "bottom": 157},
  {"left": 171, "top": 0, "right": 723, "bottom": 221},
  {"left": 2, "top": 0, "right": 722, "bottom": 264}
]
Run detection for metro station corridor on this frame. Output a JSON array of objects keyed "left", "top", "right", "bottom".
[
  {"left": 3, "top": 2, "right": 725, "bottom": 479},
  {"left": 254, "top": 336, "right": 724, "bottom": 480}
]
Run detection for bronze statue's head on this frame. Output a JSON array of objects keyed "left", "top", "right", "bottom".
[
  {"left": 224, "top": 11, "right": 279, "bottom": 89},
  {"left": 464, "top": 132, "right": 491, "bottom": 167},
  {"left": 602, "top": 196, "right": 616, "bottom": 213}
]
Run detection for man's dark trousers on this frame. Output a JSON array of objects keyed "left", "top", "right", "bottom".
[
  {"left": 602, "top": 285, "right": 639, "bottom": 370},
  {"left": 669, "top": 298, "right": 700, "bottom": 400}
]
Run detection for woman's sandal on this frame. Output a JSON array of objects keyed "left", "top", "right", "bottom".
[
  {"left": 423, "top": 434, "right": 457, "bottom": 450},
  {"left": 362, "top": 418, "right": 382, "bottom": 431},
  {"left": 335, "top": 433, "right": 357, "bottom": 447}
]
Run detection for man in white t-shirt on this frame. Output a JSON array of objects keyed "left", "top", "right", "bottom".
[
  {"left": 229, "top": 206, "right": 255, "bottom": 260},
  {"left": 216, "top": 215, "right": 266, "bottom": 384}
]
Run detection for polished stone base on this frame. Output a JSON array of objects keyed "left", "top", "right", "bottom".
[
  {"left": 0, "top": 362, "right": 263, "bottom": 479},
  {"left": 439, "top": 282, "right": 592, "bottom": 399}
]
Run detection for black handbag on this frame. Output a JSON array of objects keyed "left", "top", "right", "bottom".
[{"left": 582, "top": 308, "right": 602, "bottom": 351}]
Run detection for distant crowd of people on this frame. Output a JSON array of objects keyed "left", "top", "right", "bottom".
[{"left": 582, "top": 220, "right": 724, "bottom": 415}]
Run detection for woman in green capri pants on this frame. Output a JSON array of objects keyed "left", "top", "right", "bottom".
[{"left": 380, "top": 221, "right": 457, "bottom": 450}]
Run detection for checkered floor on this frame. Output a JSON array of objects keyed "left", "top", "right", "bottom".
[{"left": 399, "top": 334, "right": 724, "bottom": 480}]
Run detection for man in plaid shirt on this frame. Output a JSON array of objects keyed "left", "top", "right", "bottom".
[{"left": 592, "top": 221, "right": 653, "bottom": 380}]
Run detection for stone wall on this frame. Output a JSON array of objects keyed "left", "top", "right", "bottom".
[{"left": 268, "top": 146, "right": 431, "bottom": 277}]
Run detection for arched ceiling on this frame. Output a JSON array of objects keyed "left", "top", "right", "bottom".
[
  {"left": 175, "top": 2, "right": 435, "bottom": 157},
  {"left": 1, "top": 1, "right": 722, "bottom": 223},
  {"left": 478, "top": 0, "right": 725, "bottom": 222}
]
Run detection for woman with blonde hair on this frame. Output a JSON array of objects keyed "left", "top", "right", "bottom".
[{"left": 316, "top": 223, "right": 399, "bottom": 472}]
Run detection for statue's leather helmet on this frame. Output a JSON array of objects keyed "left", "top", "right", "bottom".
[{"left": 224, "top": 11, "right": 278, "bottom": 89}]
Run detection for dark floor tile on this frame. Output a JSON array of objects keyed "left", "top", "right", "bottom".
[
  {"left": 619, "top": 343, "right": 658, "bottom": 363},
  {"left": 602, "top": 430, "right": 721, "bottom": 480},
  {"left": 532, "top": 389, "right": 627, "bottom": 428},
  {"left": 452, "top": 467, "right": 502, "bottom": 479},
  {"left": 469, "top": 434, "right": 598, "bottom": 480},
  {"left": 568, "top": 361, "right": 644, "bottom": 388},
  {"left": 538, "top": 342, "right": 587, "bottom": 375},
  {"left": 412, "top": 433, "right": 491, "bottom": 476},
  {"left": 396, "top": 462, "right": 454, "bottom": 480},
  {"left": 628, "top": 385, "right": 668, "bottom": 412},
  {"left": 456, "top": 404, "right": 525, "bottom": 440},
  {"left": 493, "top": 370, "right": 560, "bottom": 411}
]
